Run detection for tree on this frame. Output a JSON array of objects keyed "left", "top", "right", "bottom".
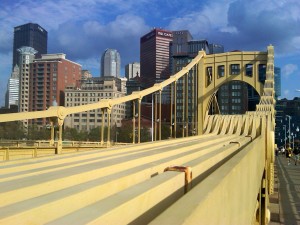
[
  {"left": 27, "top": 124, "right": 50, "bottom": 140},
  {"left": 0, "top": 121, "right": 25, "bottom": 140},
  {"left": 118, "top": 124, "right": 134, "bottom": 143}
]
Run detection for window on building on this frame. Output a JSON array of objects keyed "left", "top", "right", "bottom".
[
  {"left": 245, "top": 64, "right": 253, "bottom": 76},
  {"left": 258, "top": 64, "right": 266, "bottom": 83},
  {"left": 230, "top": 64, "right": 240, "bottom": 75},
  {"left": 206, "top": 67, "right": 212, "bottom": 85},
  {"left": 218, "top": 65, "right": 225, "bottom": 77}
]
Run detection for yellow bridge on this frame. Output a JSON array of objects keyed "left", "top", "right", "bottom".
[{"left": 0, "top": 46, "right": 275, "bottom": 224}]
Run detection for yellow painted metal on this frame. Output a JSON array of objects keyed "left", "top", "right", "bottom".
[
  {"left": 0, "top": 46, "right": 275, "bottom": 224},
  {"left": 138, "top": 98, "right": 141, "bottom": 144},
  {"left": 132, "top": 100, "right": 136, "bottom": 144},
  {"left": 159, "top": 90, "right": 162, "bottom": 141},
  {"left": 174, "top": 80, "right": 177, "bottom": 138},
  {"left": 100, "top": 108, "right": 105, "bottom": 146}
]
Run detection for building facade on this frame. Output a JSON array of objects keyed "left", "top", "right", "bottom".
[
  {"left": 275, "top": 98, "right": 300, "bottom": 148},
  {"left": 169, "top": 30, "right": 210, "bottom": 125},
  {"left": 125, "top": 62, "right": 140, "bottom": 80},
  {"left": 208, "top": 44, "right": 224, "bottom": 54},
  {"left": 101, "top": 49, "right": 121, "bottom": 78},
  {"left": 18, "top": 47, "right": 37, "bottom": 112},
  {"left": 140, "top": 28, "right": 173, "bottom": 88},
  {"left": 30, "top": 54, "right": 82, "bottom": 125},
  {"left": 274, "top": 67, "right": 281, "bottom": 98},
  {"left": 13, "top": 23, "right": 47, "bottom": 69},
  {"left": 217, "top": 81, "right": 249, "bottom": 114},
  {"left": 64, "top": 77, "right": 126, "bottom": 131},
  {"left": 5, "top": 65, "right": 20, "bottom": 108}
]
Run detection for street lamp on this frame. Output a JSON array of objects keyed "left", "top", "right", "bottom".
[
  {"left": 292, "top": 133, "right": 295, "bottom": 149},
  {"left": 286, "top": 115, "right": 292, "bottom": 147},
  {"left": 283, "top": 125, "right": 287, "bottom": 148}
]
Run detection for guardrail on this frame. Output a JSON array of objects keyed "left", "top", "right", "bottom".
[{"left": 0, "top": 141, "right": 131, "bottom": 161}]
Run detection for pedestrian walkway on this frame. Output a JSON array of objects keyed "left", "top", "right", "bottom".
[{"left": 270, "top": 154, "right": 300, "bottom": 225}]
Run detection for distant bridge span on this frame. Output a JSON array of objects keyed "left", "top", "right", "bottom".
[{"left": 0, "top": 46, "right": 275, "bottom": 224}]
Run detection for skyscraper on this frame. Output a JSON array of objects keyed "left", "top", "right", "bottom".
[
  {"left": 140, "top": 28, "right": 173, "bottom": 88},
  {"left": 13, "top": 23, "right": 48, "bottom": 69},
  {"left": 5, "top": 65, "right": 20, "bottom": 108},
  {"left": 101, "top": 49, "right": 121, "bottom": 77},
  {"left": 18, "top": 46, "right": 37, "bottom": 128},
  {"left": 169, "top": 30, "right": 210, "bottom": 127},
  {"left": 208, "top": 44, "right": 224, "bottom": 54},
  {"left": 30, "top": 54, "right": 82, "bottom": 126},
  {"left": 125, "top": 62, "right": 140, "bottom": 80},
  {"left": 274, "top": 67, "right": 281, "bottom": 98}
]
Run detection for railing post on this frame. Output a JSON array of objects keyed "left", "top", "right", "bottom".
[
  {"left": 174, "top": 80, "right": 177, "bottom": 138},
  {"left": 194, "top": 64, "right": 198, "bottom": 135},
  {"left": 50, "top": 120, "right": 55, "bottom": 146},
  {"left": 185, "top": 73, "right": 189, "bottom": 137},
  {"left": 107, "top": 108, "right": 111, "bottom": 147},
  {"left": 159, "top": 89, "right": 162, "bottom": 141},
  {"left": 5, "top": 148, "right": 9, "bottom": 161},
  {"left": 56, "top": 120, "right": 63, "bottom": 154},
  {"left": 170, "top": 82, "right": 173, "bottom": 138},
  {"left": 33, "top": 148, "right": 37, "bottom": 158},
  {"left": 182, "top": 75, "right": 185, "bottom": 138},
  {"left": 132, "top": 100, "right": 136, "bottom": 144},
  {"left": 100, "top": 108, "right": 105, "bottom": 146},
  {"left": 138, "top": 98, "right": 141, "bottom": 144},
  {"left": 154, "top": 93, "right": 157, "bottom": 141}
]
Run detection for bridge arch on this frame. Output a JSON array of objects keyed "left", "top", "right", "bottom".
[
  {"left": 206, "top": 80, "right": 261, "bottom": 115},
  {"left": 197, "top": 47, "right": 273, "bottom": 134}
]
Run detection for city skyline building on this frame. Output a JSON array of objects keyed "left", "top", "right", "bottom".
[
  {"left": 169, "top": 30, "right": 210, "bottom": 127},
  {"left": 217, "top": 81, "right": 249, "bottom": 114},
  {"left": 17, "top": 47, "right": 37, "bottom": 110},
  {"left": 5, "top": 65, "right": 20, "bottom": 109},
  {"left": 275, "top": 97, "right": 300, "bottom": 148},
  {"left": 208, "top": 43, "right": 224, "bottom": 54},
  {"left": 125, "top": 62, "right": 140, "bottom": 80},
  {"left": 18, "top": 46, "right": 37, "bottom": 128},
  {"left": 101, "top": 49, "right": 121, "bottom": 78},
  {"left": 125, "top": 75, "right": 143, "bottom": 119},
  {"left": 30, "top": 53, "right": 82, "bottom": 126},
  {"left": 64, "top": 76, "right": 126, "bottom": 131},
  {"left": 140, "top": 28, "right": 173, "bottom": 88},
  {"left": 274, "top": 66, "right": 281, "bottom": 98},
  {"left": 13, "top": 23, "right": 48, "bottom": 70}
]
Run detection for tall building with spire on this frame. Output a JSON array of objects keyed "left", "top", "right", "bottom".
[
  {"left": 13, "top": 23, "right": 47, "bottom": 69},
  {"left": 100, "top": 49, "right": 121, "bottom": 77}
]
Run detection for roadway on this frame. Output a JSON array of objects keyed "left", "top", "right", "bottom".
[{"left": 270, "top": 154, "right": 300, "bottom": 225}]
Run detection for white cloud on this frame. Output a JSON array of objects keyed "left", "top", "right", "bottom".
[
  {"left": 282, "top": 64, "right": 298, "bottom": 78},
  {"left": 283, "top": 89, "right": 290, "bottom": 98},
  {"left": 76, "top": 57, "right": 100, "bottom": 75}
]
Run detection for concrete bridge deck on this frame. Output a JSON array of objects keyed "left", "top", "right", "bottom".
[{"left": 0, "top": 133, "right": 259, "bottom": 225}]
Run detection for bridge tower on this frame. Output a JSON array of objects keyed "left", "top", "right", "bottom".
[{"left": 197, "top": 46, "right": 275, "bottom": 135}]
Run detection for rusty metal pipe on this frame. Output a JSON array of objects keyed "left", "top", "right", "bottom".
[{"left": 164, "top": 166, "right": 192, "bottom": 193}]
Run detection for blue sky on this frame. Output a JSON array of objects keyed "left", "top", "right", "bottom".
[{"left": 0, "top": 0, "right": 300, "bottom": 107}]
